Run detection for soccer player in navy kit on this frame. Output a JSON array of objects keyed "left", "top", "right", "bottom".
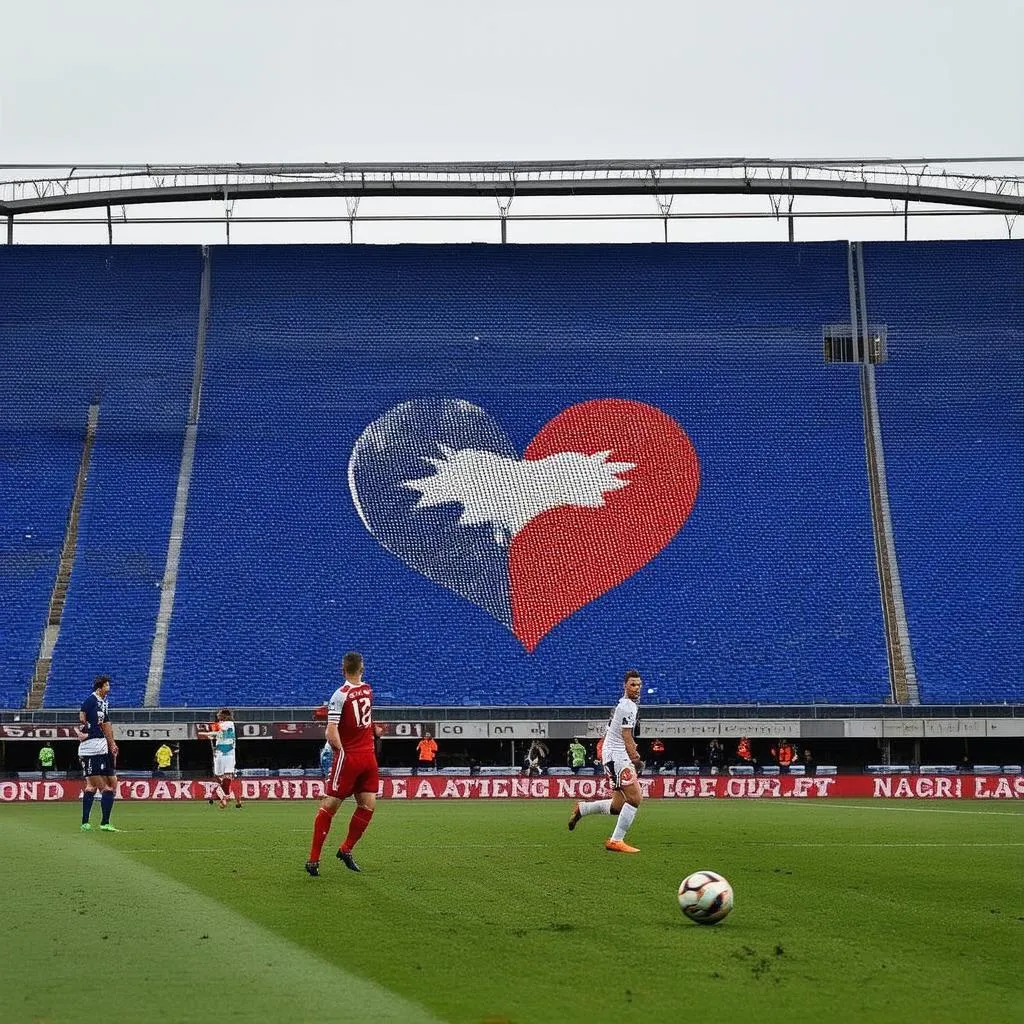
[{"left": 78, "top": 676, "right": 119, "bottom": 832}]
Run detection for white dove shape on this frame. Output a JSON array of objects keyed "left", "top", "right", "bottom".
[{"left": 403, "top": 445, "right": 636, "bottom": 544}]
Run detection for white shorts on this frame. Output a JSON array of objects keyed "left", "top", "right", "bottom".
[
  {"left": 603, "top": 757, "right": 639, "bottom": 790},
  {"left": 213, "top": 752, "right": 236, "bottom": 776}
]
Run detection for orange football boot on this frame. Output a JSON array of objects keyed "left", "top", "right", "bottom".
[{"left": 604, "top": 838, "right": 640, "bottom": 854}]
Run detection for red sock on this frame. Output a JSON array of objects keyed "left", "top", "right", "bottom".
[
  {"left": 340, "top": 806, "right": 374, "bottom": 854},
  {"left": 309, "top": 807, "right": 335, "bottom": 861}
]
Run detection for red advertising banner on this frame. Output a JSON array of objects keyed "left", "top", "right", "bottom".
[{"left": 1, "top": 774, "right": 1022, "bottom": 802}]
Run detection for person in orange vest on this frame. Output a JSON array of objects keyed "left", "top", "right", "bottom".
[
  {"left": 772, "top": 739, "right": 795, "bottom": 771},
  {"left": 648, "top": 738, "right": 666, "bottom": 773},
  {"left": 416, "top": 732, "right": 438, "bottom": 772},
  {"left": 736, "top": 736, "right": 755, "bottom": 766}
]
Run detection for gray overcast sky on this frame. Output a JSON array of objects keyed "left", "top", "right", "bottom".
[{"left": 3, "top": 0, "right": 1022, "bottom": 162}]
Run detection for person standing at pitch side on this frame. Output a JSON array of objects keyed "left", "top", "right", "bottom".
[{"left": 567, "top": 670, "right": 645, "bottom": 854}]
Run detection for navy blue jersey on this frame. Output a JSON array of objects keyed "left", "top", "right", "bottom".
[{"left": 80, "top": 693, "right": 109, "bottom": 739}]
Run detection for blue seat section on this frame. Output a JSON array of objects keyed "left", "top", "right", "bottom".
[
  {"left": 162, "top": 243, "right": 890, "bottom": 707},
  {"left": 0, "top": 428, "right": 81, "bottom": 707},
  {"left": 865, "top": 241, "right": 1024, "bottom": 704},
  {"left": 44, "top": 400, "right": 192, "bottom": 708},
  {"left": 0, "top": 246, "right": 199, "bottom": 708}
]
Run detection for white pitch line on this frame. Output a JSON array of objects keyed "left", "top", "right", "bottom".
[
  {"left": 122, "top": 841, "right": 1024, "bottom": 856},
  {"left": 131, "top": 848, "right": 223, "bottom": 853},
  {"left": 128, "top": 841, "right": 551, "bottom": 849},
  {"left": 747, "top": 842, "right": 1024, "bottom": 848},
  {"left": 789, "top": 802, "right": 1024, "bottom": 817}
]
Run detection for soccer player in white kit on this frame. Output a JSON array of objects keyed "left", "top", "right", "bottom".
[
  {"left": 197, "top": 708, "right": 242, "bottom": 809},
  {"left": 567, "top": 670, "right": 645, "bottom": 853}
]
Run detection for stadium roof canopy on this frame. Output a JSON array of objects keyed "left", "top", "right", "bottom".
[{"left": 2, "top": 157, "right": 1022, "bottom": 244}]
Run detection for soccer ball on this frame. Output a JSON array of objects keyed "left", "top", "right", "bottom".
[{"left": 678, "top": 870, "right": 734, "bottom": 925}]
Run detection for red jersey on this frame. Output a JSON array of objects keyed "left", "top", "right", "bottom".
[{"left": 326, "top": 681, "right": 375, "bottom": 755}]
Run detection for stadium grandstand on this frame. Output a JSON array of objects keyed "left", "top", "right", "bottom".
[{"left": 1, "top": 158, "right": 1021, "bottom": 775}]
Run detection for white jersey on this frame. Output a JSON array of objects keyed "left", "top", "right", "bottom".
[
  {"left": 602, "top": 697, "right": 639, "bottom": 763},
  {"left": 212, "top": 721, "right": 237, "bottom": 755}
]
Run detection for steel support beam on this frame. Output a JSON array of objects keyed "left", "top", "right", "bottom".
[{"left": 1, "top": 159, "right": 1022, "bottom": 217}]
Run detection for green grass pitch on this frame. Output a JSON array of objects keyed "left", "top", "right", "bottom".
[{"left": 2, "top": 798, "right": 1022, "bottom": 1023}]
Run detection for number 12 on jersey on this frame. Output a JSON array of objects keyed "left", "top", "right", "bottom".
[{"left": 351, "top": 696, "right": 372, "bottom": 728}]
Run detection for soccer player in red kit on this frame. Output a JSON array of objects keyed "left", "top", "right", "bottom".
[{"left": 306, "top": 651, "right": 378, "bottom": 875}]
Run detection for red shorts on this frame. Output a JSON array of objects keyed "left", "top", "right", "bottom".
[{"left": 325, "top": 748, "right": 379, "bottom": 800}]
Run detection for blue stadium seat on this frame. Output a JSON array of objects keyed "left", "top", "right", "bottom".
[
  {"left": 163, "top": 242, "right": 888, "bottom": 707},
  {"left": 0, "top": 246, "right": 200, "bottom": 708},
  {"left": 865, "top": 241, "right": 1024, "bottom": 703},
  {"left": 1, "top": 241, "right": 1019, "bottom": 709}
]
